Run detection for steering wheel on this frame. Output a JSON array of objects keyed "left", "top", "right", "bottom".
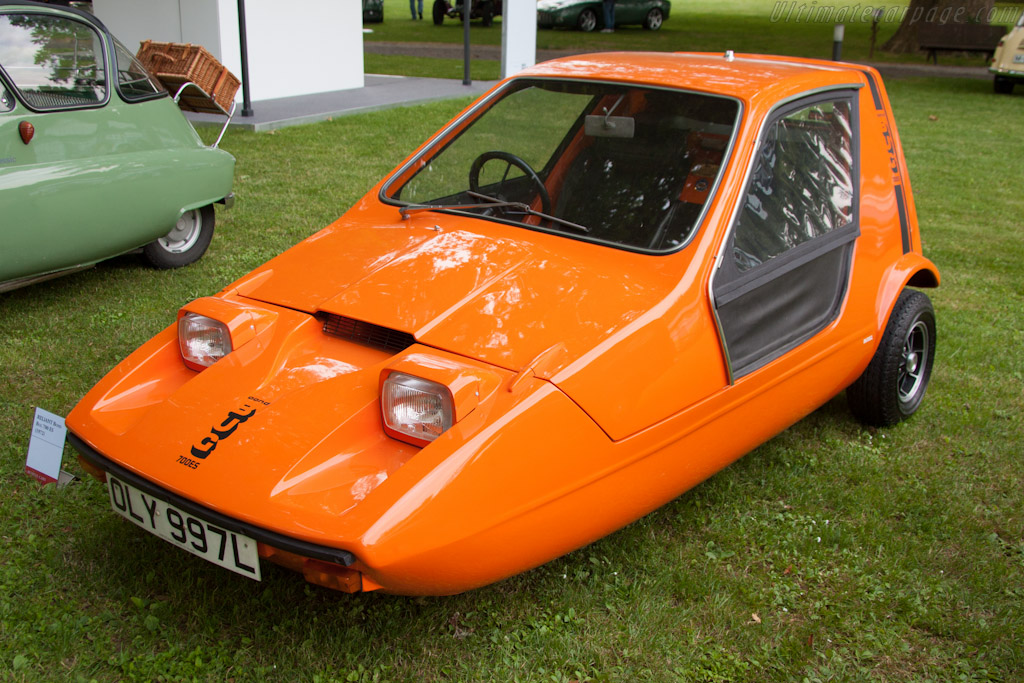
[{"left": 468, "top": 151, "right": 552, "bottom": 215}]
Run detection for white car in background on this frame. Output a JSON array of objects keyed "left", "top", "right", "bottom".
[{"left": 991, "top": 11, "right": 1024, "bottom": 93}]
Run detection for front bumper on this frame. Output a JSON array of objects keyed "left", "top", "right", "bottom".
[
  {"left": 69, "top": 431, "right": 367, "bottom": 589},
  {"left": 990, "top": 67, "right": 1024, "bottom": 78},
  {"left": 537, "top": 10, "right": 572, "bottom": 27}
]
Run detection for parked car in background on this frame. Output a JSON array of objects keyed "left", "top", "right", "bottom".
[
  {"left": 991, "top": 10, "right": 1024, "bottom": 93},
  {"left": 432, "top": 0, "right": 501, "bottom": 26},
  {"left": 363, "top": 0, "right": 383, "bottom": 23},
  {"left": 537, "top": 0, "right": 669, "bottom": 31},
  {"left": 69, "top": 51, "right": 939, "bottom": 596},
  {"left": 0, "top": 1, "right": 234, "bottom": 293}
]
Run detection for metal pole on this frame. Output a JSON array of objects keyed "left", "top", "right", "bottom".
[
  {"left": 237, "top": 0, "right": 254, "bottom": 116},
  {"left": 462, "top": 0, "right": 472, "bottom": 85}
]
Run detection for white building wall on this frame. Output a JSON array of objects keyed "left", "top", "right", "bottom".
[
  {"left": 240, "top": 0, "right": 364, "bottom": 100},
  {"left": 92, "top": 0, "right": 363, "bottom": 102},
  {"left": 181, "top": 0, "right": 225, "bottom": 54}
]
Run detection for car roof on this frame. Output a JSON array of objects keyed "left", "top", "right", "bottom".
[{"left": 519, "top": 52, "right": 869, "bottom": 108}]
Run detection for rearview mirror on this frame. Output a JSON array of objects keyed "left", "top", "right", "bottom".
[{"left": 585, "top": 114, "right": 635, "bottom": 139}]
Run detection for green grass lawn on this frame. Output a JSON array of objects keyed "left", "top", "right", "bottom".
[
  {"left": 364, "top": 0, "right": 1021, "bottom": 73},
  {"left": 1, "top": 75, "right": 1022, "bottom": 681},
  {"left": 365, "top": 53, "right": 502, "bottom": 80}
]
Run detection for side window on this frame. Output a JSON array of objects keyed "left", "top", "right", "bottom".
[
  {"left": 712, "top": 92, "right": 859, "bottom": 380},
  {"left": 733, "top": 99, "right": 854, "bottom": 271},
  {"left": 0, "top": 13, "right": 107, "bottom": 111},
  {"left": 113, "top": 38, "right": 165, "bottom": 101}
]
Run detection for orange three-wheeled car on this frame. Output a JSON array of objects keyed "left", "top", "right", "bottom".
[{"left": 68, "top": 52, "right": 939, "bottom": 595}]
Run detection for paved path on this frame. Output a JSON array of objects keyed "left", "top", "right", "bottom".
[
  {"left": 365, "top": 40, "right": 991, "bottom": 80},
  {"left": 365, "top": 40, "right": 594, "bottom": 62},
  {"left": 186, "top": 73, "right": 498, "bottom": 132}
]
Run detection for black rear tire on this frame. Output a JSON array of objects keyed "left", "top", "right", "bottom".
[
  {"left": 847, "top": 289, "right": 936, "bottom": 427},
  {"left": 480, "top": 0, "right": 493, "bottom": 26},
  {"left": 994, "top": 76, "right": 1014, "bottom": 94},
  {"left": 432, "top": 0, "right": 446, "bottom": 25}
]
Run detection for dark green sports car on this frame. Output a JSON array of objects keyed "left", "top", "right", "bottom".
[{"left": 537, "top": 0, "right": 670, "bottom": 32}]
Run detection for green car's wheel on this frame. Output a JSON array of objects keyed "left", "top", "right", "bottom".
[
  {"left": 644, "top": 8, "right": 663, "bottom": 29},
  {"left": 577, "top": 8, "right": 597, "bottom": 31},
  {"left": 847, "top": 289, "right": 936, "bottom": 427},
  {"left": 143, "top": 205, "right": 215, "bottom": 269}
]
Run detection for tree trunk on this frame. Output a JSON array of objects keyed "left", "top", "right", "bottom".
[{"left": 883, "top": 0, "right": 994, "bottom": 53}]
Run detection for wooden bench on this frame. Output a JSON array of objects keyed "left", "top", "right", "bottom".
[{"left": 917, "top": 23, "right": 1006, "bottom": 63}]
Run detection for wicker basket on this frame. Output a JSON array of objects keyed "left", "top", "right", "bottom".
[{"left": 137, "top": 40, "right": 240, "bottom": 113}]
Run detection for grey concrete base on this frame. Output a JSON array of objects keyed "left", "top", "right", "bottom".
[{"left": 186, "top": 74, "right": 498, "bottom": 132}]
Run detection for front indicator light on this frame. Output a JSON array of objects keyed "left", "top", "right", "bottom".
[
  {"left": 382, "top": 372, "right": 454, "bottom": 446},
  {"left": 179, "top": 313, "right": 232, "bottom": 370},
  {"left": 302, "top": 559, "right": 363, "bottom": 593}
]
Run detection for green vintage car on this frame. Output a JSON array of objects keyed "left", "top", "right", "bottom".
[{"left": 0, "top": 1, "right": 235, "bottom": 293}]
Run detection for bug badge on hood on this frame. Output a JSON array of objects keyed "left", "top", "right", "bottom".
[{"left": 176, "top": 398, "right": 268, "bottom": 469}]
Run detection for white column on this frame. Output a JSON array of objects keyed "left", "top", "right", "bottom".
[{"left": 500, "top": 0, "right": 537, "bottom": 79}]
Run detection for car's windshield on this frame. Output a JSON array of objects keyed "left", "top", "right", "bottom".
[{"left": 382, "top": 78, "right": 740, "bottom": 253}]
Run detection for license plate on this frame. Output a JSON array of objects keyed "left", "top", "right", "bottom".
[
  {"left": 1014, "top": 54, "right": 1024, "bottom": 64},
  {"left": 107, "top": 475, "right": 261, "bottom": 580}
]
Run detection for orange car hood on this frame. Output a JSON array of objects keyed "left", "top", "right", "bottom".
[
  {"left": 71, "top": 209, "right": 687, "bottom": 551},
  {"left": 238, "top": 210, "right": 680, "bottom": 376}
]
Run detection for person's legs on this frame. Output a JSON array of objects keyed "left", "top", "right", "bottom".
[{"left": 601, "top": 0, "right": 615, "bottom": 31}]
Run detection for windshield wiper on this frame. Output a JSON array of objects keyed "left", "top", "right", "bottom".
[
  {"left": 465, "top": 192, "right": 591, "bottom": 234},
  {"left": 399, "top": 200, "right": 529, "bottom": 219},
  {"left": 398, "top": 195, "right": 591, "bottom": 234}
]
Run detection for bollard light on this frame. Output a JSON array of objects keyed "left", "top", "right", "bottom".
[{"left": 832, "top": 23, "right": 845, "bottom": 61}]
